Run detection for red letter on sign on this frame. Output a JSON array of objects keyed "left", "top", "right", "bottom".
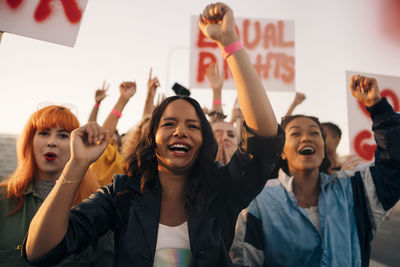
[
  {"left": 278, "top": 21, "right": 294, "bottom": 48},
  {"left": 197, "top": 52, "right": 217, "bottom": 83},
  {"left": 243, "top": 19, "right": 261, "bottom": 50},
  {"left": 353, "top": 130, "right": 376, "bottom": 161},
  {"left": 381, "top": 89, "right": 400, "bottom": 111},
  {"left": 6, "top": 0, "right": 23, "bottom": 8},
  {"left": 34, "top": 0, "right": 82, "bottom": 24},
  {"left": 357, "top": 88, "right": 400, "bottom": 118},
  {"left": 263, "top": 23, "right": 277, "bottom": 49}
]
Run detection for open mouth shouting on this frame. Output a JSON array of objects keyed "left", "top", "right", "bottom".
[
  {"left": 298, "top": 146, "right": 316, "bottom": 156},
  {"left": 168, "top": 142, "right": 191, "bottom": 156},
  {"left": 44, "top": 152, "right": 57, "bottom": 161}
]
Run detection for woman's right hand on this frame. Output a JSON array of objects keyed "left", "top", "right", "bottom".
[
  {"left": 350, "top": 75, "right": 382, "bottom": 107},
  {"left": 70, "top": 122, "right": 109, "bottom": 166}
]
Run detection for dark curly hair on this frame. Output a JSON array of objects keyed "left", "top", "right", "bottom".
[
  {"left": 124, "top": 95, "right": 218, "bottom": 212},
  {"left": 272, "top": 114, "right": 330, "bottom": 177}
]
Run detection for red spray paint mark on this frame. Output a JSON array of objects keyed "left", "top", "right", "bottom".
[
  {"left": 357, "top": 88, "right": 400, "bottom": 118},
  {"left": 6, "top": 0, "right": 23, "bottom": 8},
  {"left": 35, "top": 0, "right": 82, "bottom": 23},
  {"left": 60, "top": 0, "right": 82, "bottom": 24},
  {"left": 353, "top": 130, "right": 377, "bottom": 161},
  {"left": 354, "top": 88, "right": 399, "bottom": 160},
  {"left": 34, "top": 0, "right": 53, "bottom": 22},
  {"left": 6, "top": 0, "right": 82, "bottom": 24}
]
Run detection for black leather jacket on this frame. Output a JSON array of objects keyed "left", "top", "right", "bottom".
[{"left": 24, "top": 125, "right": 284, "bottom": 267}]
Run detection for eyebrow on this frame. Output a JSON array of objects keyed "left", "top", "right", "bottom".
[
  {"left": 57, "top": 129, "right": 70, "bottom": 133},
  {"left": 162, "top": 117, "right": 200, "bottom": 123},
  {"left": 288, "top": 125, "right": 319, "bottom": 130}
]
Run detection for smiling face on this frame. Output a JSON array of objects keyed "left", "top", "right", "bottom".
[
  {"left": 155, "top": 99, "right": 203, "bottom": 175},
  {"left": 282, "top": 117, "right": 325, "bottom": 175},
  {"left": 33, "top": 127, "right": 71, "bottom": 181},
  {"left": 212, "top": 121, "right": 238, "bottom": 148}
]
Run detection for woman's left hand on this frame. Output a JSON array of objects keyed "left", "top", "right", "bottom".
[{"left": 350, "top": 75, "right": 382, "bottom": 107}]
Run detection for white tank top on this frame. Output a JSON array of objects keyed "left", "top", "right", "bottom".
[{"left": 153, "top": 222, "right": 192, "bottom": 266}]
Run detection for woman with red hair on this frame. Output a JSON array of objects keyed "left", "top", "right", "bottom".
[{"left": 0, "top": 105, "right": 113, "bottom": 266}]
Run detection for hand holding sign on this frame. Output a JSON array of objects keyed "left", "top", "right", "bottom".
[
  {"left": 350, "top": 75, "right": 382, "bottom": 107},
  {"left": 198, "top": 3, "right": 239, "bottom": 48}
]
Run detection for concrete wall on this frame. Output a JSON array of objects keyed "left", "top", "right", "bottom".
[{"left": 0, "top": 134, "right": 18, "bottom": 181}]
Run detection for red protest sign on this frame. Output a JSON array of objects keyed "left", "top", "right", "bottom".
[{"left": 347, "top": 71, "right": 400, "bottom": 161}]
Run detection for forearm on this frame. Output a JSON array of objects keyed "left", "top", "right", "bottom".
[
  {"left": 102, "top": 97, "right": 128, "bottom": 136},
  {"left": 142, "top": 92, "right": 155, "bottom": 119},
  {"left": 368, "top": 98, "right": 400, "bottom": 209},
  {"left": 26, "top": 160, "right": 88, "bottom": 260},
  {"left": 227, "top": 48, "right": 277, "bottom": 137},
  {"left": 285, "top": 103, "right": 297, "bottom": 117},
  {"left": 88, "top": 104, "right": 99, "bottom": 122},
  {"left": 212, "top": 89, "right": 223, "bottom": 113}
]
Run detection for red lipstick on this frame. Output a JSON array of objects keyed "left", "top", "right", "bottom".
[{"left": 44, "top": 152, "right": 57, "bottom": 161}]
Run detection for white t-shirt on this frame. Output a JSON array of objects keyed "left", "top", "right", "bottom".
[
  {"left": 303, "top": 206, "right": 321, "bottom": 235},
  {"left": 153, "top": 222, "right": 192, "bottom": 267}
]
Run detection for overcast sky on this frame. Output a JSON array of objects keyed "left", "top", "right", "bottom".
[{"left": 1, "top": 0, "right": 400, "bottom": 156}]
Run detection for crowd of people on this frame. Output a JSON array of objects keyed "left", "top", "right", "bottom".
[{"left": 0, "top": 2, "right": 399, "bottom": 267}]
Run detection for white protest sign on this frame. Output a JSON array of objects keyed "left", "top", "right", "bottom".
[
  {"left": 0, "top": 0, "right": 88, "bottom": 47},
  {"left": 190, "top": 16, "right": 295, "bottom": 91},
  {"left": 346, "top": 71, "right": 400, "bottom": 161}
]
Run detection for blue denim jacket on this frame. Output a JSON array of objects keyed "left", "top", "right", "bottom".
[{"left": 230, "top": 98, "right": 400, "bottom": 267}]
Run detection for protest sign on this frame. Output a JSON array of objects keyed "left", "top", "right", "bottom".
[
  {"left": 0, "top": 0, "right": 88, "bottom": 47},
  {"left": 190, "top": 16, "right": 295, "bottom": 91},
  {"left": 346, "top": 71, "right": 400, "bottom": 161}
]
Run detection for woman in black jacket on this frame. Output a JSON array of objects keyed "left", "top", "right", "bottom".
[{"left": 23, "top": 3, "right": 284, "bottom": 266}]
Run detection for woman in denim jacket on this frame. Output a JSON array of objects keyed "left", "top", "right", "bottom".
[{"left": 230, "top": 75, "right": 400, "bottom": 267}]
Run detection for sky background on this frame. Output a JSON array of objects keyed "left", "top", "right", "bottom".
[{"left": 1, "top": 0, "right": 400, "bottom": 156}]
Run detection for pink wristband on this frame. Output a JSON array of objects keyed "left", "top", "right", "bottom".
[
  {"left": 213, "top": 99, "right": 222, "bottom": 105},
  {"left": 221, "top": 41, "right": 244, "bottom": 60},
  {"left": 111, "top": 109, "right": 122, "bottom": 118},
  {"left": 95, "top": 102, "right": 100, "bottom": 108}
]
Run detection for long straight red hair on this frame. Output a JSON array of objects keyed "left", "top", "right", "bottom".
[{"left": 0, "top": 105, "right": 99, "bottom": 215}]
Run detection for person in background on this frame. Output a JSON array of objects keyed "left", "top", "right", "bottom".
[
  {"left": 88, "top": 81, "right": 109, "bottom": 123},
  {"left": 142, "top": 68, "right": 161, "bottom": 119},
  {"left": 212, "top": 120, "right": 239, "bottom": 165},
  {"left": 321, "top": 122, "right": 365, "bottom": 173},
  {"left": 120, "top": 68, "right": 160, "bottom": 159},
  {"left": 0, "top": 105, "right": 113, "bottom": 266},
  {"left": 89, "top": 80, "right": 136, "bottom": 186},
  {"left": 23, "top": 3, "right": 284, "bottom": 266},
  {"left": 205, "top": 62, "right": 240, "bottom": 165},
  {"left": 120, "top": 115, "right": 150, "bottom": 159},
  {"left": 230, "top": 75, "right": 400, "bottom": 266},
  {"left": 206, "top": 62, "right": 227, "bottom": 123},
  {"left": 229, "top": 98, "right": 244, "bottom": 141}
]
